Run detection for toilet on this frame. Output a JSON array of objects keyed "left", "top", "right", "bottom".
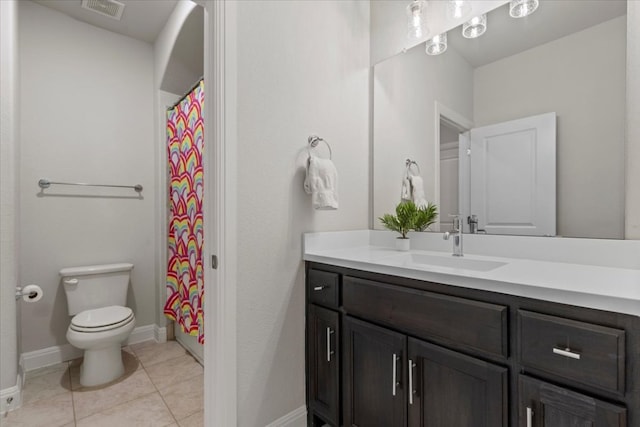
[{"left": 60, "top": 263, "right": 136, "bottom": 387}]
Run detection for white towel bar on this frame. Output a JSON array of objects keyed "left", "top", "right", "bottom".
[{"left": 38, "top": 178, "right": 143, "bottom": 192}]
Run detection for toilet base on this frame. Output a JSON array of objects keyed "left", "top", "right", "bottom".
[{"left": 79, "top": 345, "right": 125, "bottom": 387}]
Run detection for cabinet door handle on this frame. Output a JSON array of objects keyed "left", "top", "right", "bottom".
[
  {"left": 392, "top": 353, "right": 400, "bottom": 396},
  {"left": 326, "top": 327, "right": 334, "bottom": 362},
  {"left": 553, "top": 347, "right": 581, "bottom": 360},
  {"left": 408, "top": 359, "right": 416, "bottom": 405},
  {"left": 526, "top": 407, "right": 533, "bottom": 427},
  {"left": 313, "top": 285, "right": 327, "bottom": 291}
]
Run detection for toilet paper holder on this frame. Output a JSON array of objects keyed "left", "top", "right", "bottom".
[{"left": 15, "top": 285, "right": 41, "bottom": 301}]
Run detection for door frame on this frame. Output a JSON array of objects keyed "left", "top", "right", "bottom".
[
  {"left": 202, "top": 1, "right": 238, "bottom": 426},
  {"left": 434, "top": 102, "right": 473, "bottom": 232}
]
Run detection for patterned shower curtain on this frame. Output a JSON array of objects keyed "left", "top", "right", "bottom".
[{"left": 164, "top": 80, "right": 205, "bottom": 344}]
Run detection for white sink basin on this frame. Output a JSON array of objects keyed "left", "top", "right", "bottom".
[{"left": 383, "top": 253, "right": 508, "bottom": 272}]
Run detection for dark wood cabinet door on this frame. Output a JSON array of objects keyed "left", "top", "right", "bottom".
[
  {"left": 307, "top": 305, "right": 340, "bottom": 426},
  {"left": 408, "top": 338, "right": 508, "bottom": 427},
  {"left": 519, "top": 375, "right": 627, "bottom": 427},
  {"left": 343, "top": 316, "right": 407, "bottom": 427}
]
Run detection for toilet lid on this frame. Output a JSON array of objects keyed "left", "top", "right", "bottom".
[{"left": 71, "top": 306, "right": 134, "bottom": 332}]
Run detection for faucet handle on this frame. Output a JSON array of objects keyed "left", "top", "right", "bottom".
[{"left": 448, "top": 214, "right": 462, "bottom": 230}]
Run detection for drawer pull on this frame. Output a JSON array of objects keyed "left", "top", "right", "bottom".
[
  {"left": 392, "top": 353, "right": 400, "bottom": 396},
  {"left": 526, "top": 407, "right": 533, "bottom": 427},
  {"left": 553, "top": 347, "right": 581, "bottom": 360},
  {"left": 326, "top": 327, "right": 335, "bottom": 362},
  {"left": 313, "top": 285, "right": 327, "bottom": 291},
  {"left": 408, "top": 359, "right": 416, "bottom": 405}
]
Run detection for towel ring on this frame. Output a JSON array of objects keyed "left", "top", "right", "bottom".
[
  {"left": 406, "top": 159, "right": 420, "bottom": 175},
  {"left": 308, "top": 135, "right": 332, "bottom": 159}
]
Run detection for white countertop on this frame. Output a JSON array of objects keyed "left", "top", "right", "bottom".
[{"left": 303, "top": 231, "right": 640, "bottom": 317}]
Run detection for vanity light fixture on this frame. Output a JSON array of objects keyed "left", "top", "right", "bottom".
[
  {"left": 425, "top": 33, "right": 447, "bottom": 56},
  {"left": 462, "top": 14, "right": 487, "bottom": 39},
  {"left": 407, "top": 0, "right": 428, "bottom": 42},
  {"left": 509, "top": 0, "right": 539, "bottom": 18},
  {"left": 447, "top": 0, "right": 471, "bottom": 20}
]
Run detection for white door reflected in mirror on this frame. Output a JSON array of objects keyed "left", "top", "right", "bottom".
[{"left": 466, "top": 112, "right": 556, "bottom": 236}]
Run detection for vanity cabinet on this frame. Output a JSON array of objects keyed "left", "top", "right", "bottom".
[{"left": 305, "top": 262, "right": 640, "bottom": 427}]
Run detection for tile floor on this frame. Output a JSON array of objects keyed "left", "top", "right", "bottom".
[{"left": 1, "top": 341, "right": 203, "bottom": 427}]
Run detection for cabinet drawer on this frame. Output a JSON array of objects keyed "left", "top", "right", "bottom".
[
  {"left": 519, "top": 310, "right": 625, "bottom": 395},
  {"left": 343, "top": 276, "right": 508, "bottom": 359},
  {"left": 308, "top": 269, "right": 339, "bottom": 309}
]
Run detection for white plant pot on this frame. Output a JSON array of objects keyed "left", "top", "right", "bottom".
[{"left": 396, "top": 237, "right": 410, "bottom": 251}]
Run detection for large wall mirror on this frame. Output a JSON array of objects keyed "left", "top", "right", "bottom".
[{"left": 372, "top": 0, "right": 627, "bottom": 239}]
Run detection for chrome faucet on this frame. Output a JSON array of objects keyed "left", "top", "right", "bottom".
[{"left": 443, "top": 215, "right": 463, "bottom": 257}]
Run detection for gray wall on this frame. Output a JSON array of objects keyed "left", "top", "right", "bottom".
[
  {"left": 474, "top": 16, "right": 626, "bottom": 239},
  {"left": 234, "top": 1, "right": 370, "bottom": 425},
  {"left": 18, "top": 1, "right": 157, "bottom": 352}
]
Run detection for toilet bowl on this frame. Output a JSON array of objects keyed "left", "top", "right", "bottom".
[
  {"left": 66, "top": 305, "right": 136, "bottom": 387},
  {"left": 60, "top": 263, "right": 135, "bottom": 387}
]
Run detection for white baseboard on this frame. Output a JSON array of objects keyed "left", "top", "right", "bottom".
[
  {"left": 18, "top": 356, "right": 25, "bottom": 388},
  {"left": 0, "top": 373, "right": 23, "bottom": 415},
  {"left": 125, "top": 324, "right": 156, "bottom": 345},
  {"left": 154, "top": 325, "right": 167, "bottom": 343},
  {"left": 21, "top": 343, "right": 82, "bottom": 372},
  {"left": 265, "top": 405, "right": 307, "bottom": 427},
  {"left": 21, "top": 324, "right": 164, "bottom": 372}
]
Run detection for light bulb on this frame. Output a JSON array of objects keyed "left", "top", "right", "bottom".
[
  {"left": 425, "top": 33, "right": 447, "bottom": 56},
  {"left": 462, "top": 14, "right": 487, "bottom": 39},
  {"left": 407, "top": 1, "right": 428, "bottom": 42},
  {"left": 447, "top": 0, "right": 471, "bottom": 20},
  {"left": 509, "top": 0, "right": 539, "bottom": 18}
]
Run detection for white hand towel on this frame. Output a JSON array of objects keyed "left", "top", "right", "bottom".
[
  {"left": 304, "top": 155, "right": 338, "bottom": 210},
  {"left": 401, "top": 177, "right": 412, "bottom": 201},
  {"left": 409, "top": 175, "right": 428, "bottom": 209}
]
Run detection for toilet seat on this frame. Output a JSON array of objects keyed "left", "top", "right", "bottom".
[{"left": 70, "top": 306, "right": 134, "bottom": 333}]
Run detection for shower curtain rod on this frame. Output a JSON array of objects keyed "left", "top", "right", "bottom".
[{"left": 167, "top": 76, "right": 204, "bottom": 110}]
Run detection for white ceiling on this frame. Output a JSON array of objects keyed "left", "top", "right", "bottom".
[
  {"left": 448, "top": 0, "right": 627, "bottom": 68},
  {"left": 34, "top": 0, "right": 627, "bottom": 71},
  {"left": 33, "top": 0, "right": 179, "bottom": 43}
]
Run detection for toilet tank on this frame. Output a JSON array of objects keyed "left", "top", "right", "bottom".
[{"left": 60, "top": 263, "right": 134, "bottom": 315}]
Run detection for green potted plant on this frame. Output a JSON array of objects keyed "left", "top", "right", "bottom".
[
  {"left": 379, "top": 201, "right": 418, "bottom": 251},
  {"left": 414, "top": 202, "right": 438, "bottom": 232},
  {"left": 380, "top": 201, "right": 439, "bottom": 250}
]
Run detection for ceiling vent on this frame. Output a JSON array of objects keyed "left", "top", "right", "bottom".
[{"left": 81, "top": 0, "right": 125, "bottom": 21}]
